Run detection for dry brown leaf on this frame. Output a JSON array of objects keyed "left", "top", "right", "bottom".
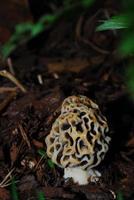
[
  {"left": 0, "top": 187, "right": 10, "bottom": 200},
  {"left": 47, "top": 58, "right": 91, "bottom": 73},
  {"left": 32, "top": 139, "right": 44, "bottom": 149},
  {"left": 10, "top": 143, "right": 19, "bottom": 164}
]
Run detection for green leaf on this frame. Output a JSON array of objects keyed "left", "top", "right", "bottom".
[
  {"left": 2, "top": 42, "right": 17, "bottom": 58},
  {"left": 48, "top": 159, "right": 55, "bottom": 169},
  {"left": 96, "top": 15, "right": 128, "bottom": 31},
  {"left": 81, "top": 0, "right": 94, "bottom": 7},
  {"left": 15, "top": 22, "right": 33, "bottom": 34},
  {"left": 37, "top": 191, "right": 46, "bottom": 200},
  {"left": 116, "top": 191, "right": 124, "bottom": 200},
  {"left": 10, "top": 178, "right": 19, "bottom": 200},
  {"left": 31, "top": 23, "right": 44, "bottom": 37},
  {"left": 37, "top": 149, "right": 46, "bottom": 157},
  {"left": 1, "top": 1, "right": 94, "bottom": 59},
  {"left": 40, "top": 14, "right": 57, "bottom": 24},
  {"left": 31, "top": 14, "right": 58, "bottom": 37},
  {"left": 119, "top": 32, "right": 134, "bottom": 55},
  {"left": 1, "top": 22, "right": 34, "bottom": 58},
  {"left": 37, "top": 149, "right": 55, "bottom": 169}
]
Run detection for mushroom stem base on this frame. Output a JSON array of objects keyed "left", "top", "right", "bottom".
[{"left": 64, "top": 167, "right": 101, "bottom": 185}]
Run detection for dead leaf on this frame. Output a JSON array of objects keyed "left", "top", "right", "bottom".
[
  {"left": 47, "top": 58, "right": 91, "bottom": 73},
  {"left": 32, "top": 139, "right": 44, "bottom": 149},
  {"left": 10, "top": 143, "right": 19, "bottom": 164},
  {"left": 0, "top": 187, "right": 10, "bottom": 200}
]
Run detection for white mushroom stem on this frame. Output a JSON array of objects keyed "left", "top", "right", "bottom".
[{"left": 64, "top": 167, "right": 101, "bottom": 185}]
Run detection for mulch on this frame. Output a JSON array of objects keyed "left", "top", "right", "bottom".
[{"left": 0, "top": 0, "right": 134, "bottom": 199}]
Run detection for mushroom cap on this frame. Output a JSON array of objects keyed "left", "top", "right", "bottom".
[
  {"left": 45, "top": 95, "right": 111, "bottom": 170},
  {"left": 61, "top": 95, "right": 98, "bottom": 113}
]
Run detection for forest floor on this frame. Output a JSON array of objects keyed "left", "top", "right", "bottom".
[{"left": 0, "top": 0, "right": 134, "bottom": 200}]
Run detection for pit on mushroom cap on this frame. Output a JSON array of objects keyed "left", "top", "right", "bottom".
[{"left": 45, "top": 95, "right": 111, "bottom": 185}]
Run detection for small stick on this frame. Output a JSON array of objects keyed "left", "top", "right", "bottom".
[
  {"left": 34, "top": 156, "right": 44, "bottom": 171},
  {"left": 0, "top": 168, "right": 14, "bottom": 187},
  {"left": 0, "top": 70, "right": 27, "bottom": 93},
  {"left": 0, "top": 87, "right": 17, "bottom": 93},
  {"left": 18, "top": 124, "right": 31, "bottom": 149},
  {"left": 37, "top": 74, "right": 43, "bottom": 85},
  {"left": 1, "top": 180, "right": 19, "bottom": 188},
  {"left": 53, "top": 73, "right": 59, "bottom": 79},
  {"left": 7, "top": 57, "right": 15, "bottom": 75}
]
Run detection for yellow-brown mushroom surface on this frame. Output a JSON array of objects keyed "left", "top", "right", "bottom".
[{"left": 45, "top": 95, "right": 111, "bottom": 170}]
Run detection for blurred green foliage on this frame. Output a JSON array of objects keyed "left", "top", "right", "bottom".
[
  {"left": 81, "top": 0, "right": 94, "bottom": 7},
  {"left": 96, "top": 15, "right": 128, "bottom": 31},
  {"left": 2, "top": 14, "right": 58, "bottom": 58},
  {"left": 10, "top": 177, "right": 46, "bottom": 200},
  {"left": 37, "top": 191, "right": 46, "bottom": 200},
  {"left": 97, "top": 0, "right": 134, "bottom": 97},
  {"left": 38, "top": 148, "right": 55, "bottom": 169},
  {"left": 1, "top": 0, "right": 94, "bottom": 58},
  {"left": 10, "top": 178, "right": 19, "bottom": 200},
  {"left": 116, "top": 191, "right": 124, "bottom": 200}
]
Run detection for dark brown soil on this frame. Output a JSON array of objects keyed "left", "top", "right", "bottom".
[{"left": 0, "top": 0, "right": 134, "bottom": 200}]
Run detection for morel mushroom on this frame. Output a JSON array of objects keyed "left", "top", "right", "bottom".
[{"left": 45, "top": 95, "right": 111, "bottom": 185}]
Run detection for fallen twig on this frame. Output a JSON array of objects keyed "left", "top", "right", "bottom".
[
  {"left": 0, "top": 70, "right": 27, "bottom": 93},
  {"left": 0, "top": 168, "right": 15, "bottom": 188},
  {"left": 0, "top": 86, "right": 17, "bottom": 93},
  {"left": 18, "top": 124, "right": 31, "bottom": 149}
]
